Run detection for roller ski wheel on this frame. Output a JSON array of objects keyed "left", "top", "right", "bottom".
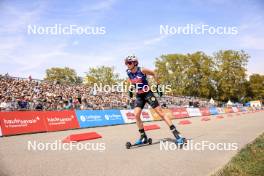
[
  {"left": 148, "top": 138, "right": 152, "bottom": 145},
  {"left": 126, "top": 142, "right": 132, "bottom": 149}
]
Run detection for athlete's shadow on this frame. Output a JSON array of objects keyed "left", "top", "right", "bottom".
[
  {"left": 128, "top": 134, "right": 206, "bottom": 149},
  {"left": 161, "top": 134, "right": 207, "bottom": 143},
  {"left": 130, "top": 140, "right": 160, "bottom": 149},
  {"left": 160, "top": 134, "right": 206, "bottom": 143},
  {"left": 129, "top": 138, "right": 178, "bottom": 149}
]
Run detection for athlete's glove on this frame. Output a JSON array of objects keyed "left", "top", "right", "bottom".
[{"left": 156, "top": 84, "right": 163, "bottom": 97}]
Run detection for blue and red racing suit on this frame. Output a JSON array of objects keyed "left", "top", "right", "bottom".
[{"left": 127, "top": 67, "right": 159, "bottom": 109}]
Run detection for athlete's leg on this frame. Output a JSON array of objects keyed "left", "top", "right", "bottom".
[
  {"left": 153, "top": 106, "right": 182, "bottom": 138},
  {"left": 134, "top": 107, "right": 144, "bottom": 129},
  {"left": 133, "top": 94, "right": 148, "bottom": 144},
  {"left": 153, "top": 106, "right": 172, "bottom": 126},
  {"left": 145, "top": 91, "right": 186, "bottom": 143}
]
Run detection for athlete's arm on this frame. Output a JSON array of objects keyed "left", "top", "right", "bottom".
[{"left": 141, "top": 68, "right": 160, "bottom": 84}]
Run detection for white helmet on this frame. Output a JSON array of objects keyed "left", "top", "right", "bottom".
[{"left": 124, "top": 55, "right": 138, "bottom": 66}]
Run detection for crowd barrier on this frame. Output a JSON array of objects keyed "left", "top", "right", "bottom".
[{"left": 0, "top": 107, "right": 262, "bottom": 136}]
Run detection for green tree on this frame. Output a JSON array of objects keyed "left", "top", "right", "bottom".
[
  {"left": 155, "top": 54, "right": 189, "bottom": 95},
  {"left": 155, "top": 52, "right": 216, "bottom": 98},
  {"left": 44, "top": 67, "right": 81, "bottom": 84},
  {"left": 84, "top": 66, "right": 119, "bottom": 86},
  {"left": 248, "top": 74, "right": 264, "bottom": 100},
  {"left": 214, "top": 50, "right": 249, "bottom": 102},
  {"left": 185, "top": 52, "right": 216, "bottom": 98}
]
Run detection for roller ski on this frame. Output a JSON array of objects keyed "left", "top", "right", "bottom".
[
  {"left": 175, "top": 137, "right": 187, "bottom": 148},
  {"left": 126, "top": 136, "right": 152, "bottom": 149}
]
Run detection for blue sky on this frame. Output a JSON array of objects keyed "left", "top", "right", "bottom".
[{"left": 0, "top": 0, "right": 264, "bottom": 79}]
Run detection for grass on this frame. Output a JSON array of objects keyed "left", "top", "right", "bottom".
[{"left": 213, "top": 133, "right": 264, "bottom": 176}]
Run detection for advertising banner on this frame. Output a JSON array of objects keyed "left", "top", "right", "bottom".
[
  {"left": 225, "top": 107, "right": 234, "bottom": 113},
  {"left": 0, "top": 111, "right": 46, "bottom": 136},
  {"left": 76, "top": 110, "right": 124, "bottom": 128},
  {"left": 199, "top": 108, "right": 211, "bottom": 116},
  {"left": 170, "top": 108, "right": 189, "bottom": 119},
  {"left": 120, "top": 109, "right": 153, "bottom": 123},
  {"left": 41, "top": 110, "right": 79, "bottom": 132},
  {"left": 232, "top": 107, "right": 239, "bottom": 113},
  {"left": 209, "top": 107, "right": 219, "bottom": 115},
  {"left": 217, "top": 108, "right": 225, "bottom": 114},
  {"left": 186, "top": 108, "right": 202, "bottom": 117}
]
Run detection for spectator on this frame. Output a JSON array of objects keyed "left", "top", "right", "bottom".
[{"left": 0, "top": 74, "right": 211, "bottom": 111}]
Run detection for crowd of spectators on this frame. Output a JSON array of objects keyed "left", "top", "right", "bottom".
[{"left": 0, "top": 74, "right": 211, "bottom": 111}]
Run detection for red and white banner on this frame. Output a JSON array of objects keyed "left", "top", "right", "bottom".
[
  {"left": 186, "top": 108, "right": 202, "bottom": 117},
  {"left": 120, "top": 109, "right": 153, "bottom": 123},
  {"left": 41, "top": 110, "right": 79, "bottom": 132},
  {"left": 170, "top": 108, "right": 189, "bottom": 119},
  {"left": 217, "top": 108, "right": 225, "bottom": 114},
  {"left": 199, "top": 108, "right": 211, "bottom": 116},
  {"left": 232, "top": 107, "right": 239, "bottom": 113},
  {"left": 225, "top": 107, "right": 234, "bottom": 113},
  {"left": 0, "top": 111, "right": 46, "bottom": 136}
]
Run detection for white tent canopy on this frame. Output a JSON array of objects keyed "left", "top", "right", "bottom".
[
  {"left": 227, "top": 100, "right": 233, "bottom": 106},
  {"left": 209, "top": 98, "right": 215, "bottom": 104}
]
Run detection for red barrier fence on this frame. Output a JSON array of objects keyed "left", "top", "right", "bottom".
[
  {"left": 199, "top": 108, "right": 211, "bottom": 116},
  {"left": 0, "top": 111, "right": 46, "bottom": 136},
  {"left": 41, "top": 110, "right": 79, "bottom": 132},
  {"left": 0, "top": 110, "right": 79, "bottom": 136},
  {"left": 0, "top": 107, "right": 262, "bottom": 136},
  {"left": 170, "top": 108, "right": 189, "bottom": 119}
]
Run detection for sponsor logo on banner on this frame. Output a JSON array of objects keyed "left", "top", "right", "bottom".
[
  {"left": 225, "top": 107, "right": 234, "bottom": 113},
  {"left": 247, "top": 107, "right": 253, "bottom": 111},
  {"left": 41, "top": 111, "right": 79, "bottom": 131},
  {"left": 170, "top": 108, "right": 189, "bottom": 119},
  {"left": 76, "top": 110, "right": 124, "bottom": 128},
  {"left": 209, "top": 107, "right": 219, "bottom": 115},
  {"left": 0, "top": 111, "right": 46, "bottom": 136},
  {"left": 142, "top": 111, "right": 151, "bottom": 119},
  {"left": 120, "top": 109, "right": 153, "bottom": 123},
  {"left": 217, "top": 108, "right": 225, "bottom": 114},
  {"left": 236, "top": 107, "right": 242, "bottom": 112},
  {"left": 240, "top": 107, "right": 247, "bottom": 112},
  {"left": 232, "top": 107, "right": 239, "bottom": 113},
  {"left": 199, "top": 108, "right": 211, "bottom": 116},
  {"left": 186, "top": 108, "right": 202, "bottom": 117}
]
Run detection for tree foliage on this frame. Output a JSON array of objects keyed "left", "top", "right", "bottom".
[
  {"left": 44, "top": 67, "right": 81, "bottom": 84},
  {"left": 84, "top": 66, "right": 120, "bottom": 86},
  {"left": 155, "top": 50, "right": 253, "bottom": 102},
  {"left": 247, "top": 74, "right": 264, "bottom": 100},
  {"left": 214, "top": 50, "right": 249, "bottom": 102}
]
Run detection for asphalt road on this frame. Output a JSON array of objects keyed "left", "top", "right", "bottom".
[{"left": 0, "top": 111, "right": 263, "bottom": 176}]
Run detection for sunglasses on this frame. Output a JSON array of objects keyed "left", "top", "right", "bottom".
[{"left": 125, "top": 61, "right": 133, "bottom": 65}]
